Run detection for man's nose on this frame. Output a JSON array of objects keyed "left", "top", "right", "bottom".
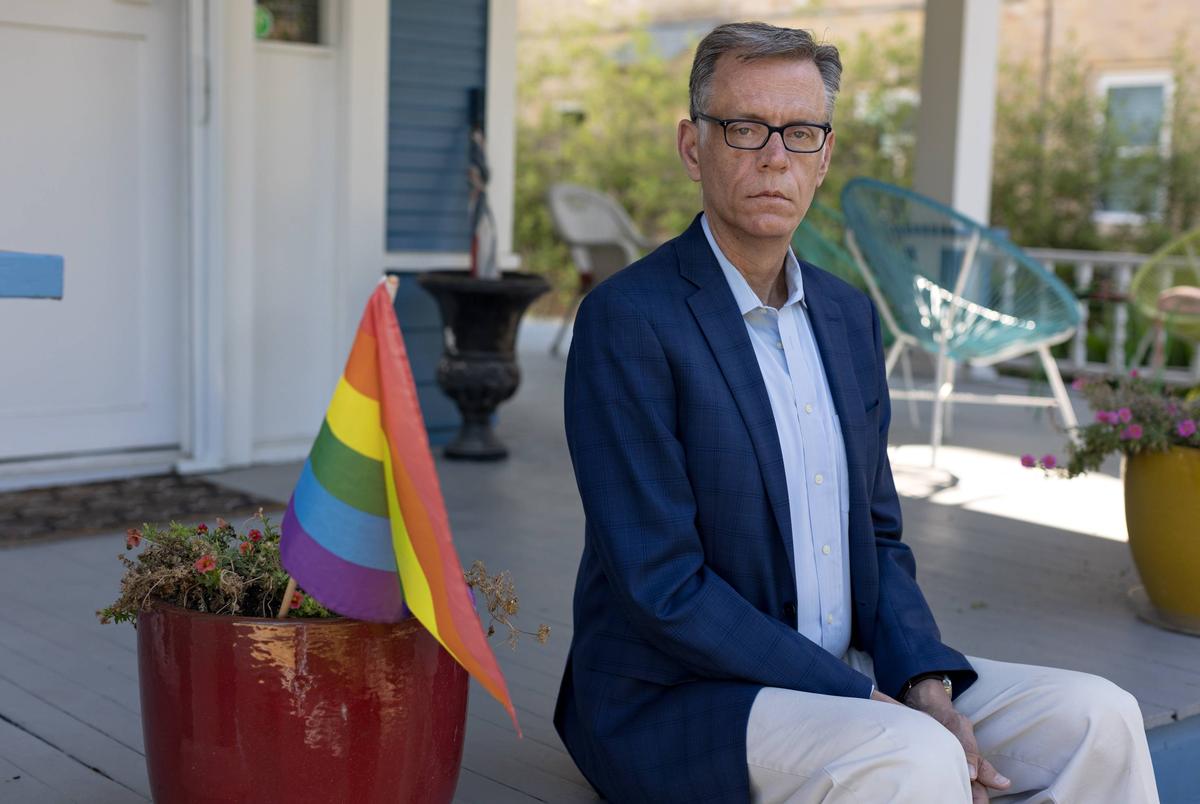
[{"left": 758, "top": 130, "right": 790, "bottom": 168}]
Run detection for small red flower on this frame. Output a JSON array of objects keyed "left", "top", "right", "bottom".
[
  {"left": 248, "top": 529, "right": 263, "bottom": 543},
  {"left": 1119, "top": 424, "right": 1144, "bottom": 441},
  {"left": 125, "top": 528, "right": 142, "bottom": 549},
  {"left": 194, "top": 554, "right": 216, "bottom": 573},
  {"left": 1020, "top": 454, "right": 1036, "bottom": 468},
  {"left": 1040, "top": 454, "right": 1057, "bottom": 470},
  {"left": 290, "top": 591, "right": 304, "bottom": 610},
  {"left": 196, "top": 523, "right": 209, "bottom": 534},
  {"left": 239, "top": 541, "right": 253, "bottom": 556}
]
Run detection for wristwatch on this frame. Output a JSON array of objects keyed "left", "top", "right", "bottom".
[{"left": 900, "top": 672, "right": 952, "bottom": 703}]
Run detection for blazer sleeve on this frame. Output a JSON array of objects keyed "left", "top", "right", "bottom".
[
  {"left": 864, "top": 300, "right": 979, "bottom": 700},
  {"left": 565, "top": 283, "right": 873, "bottom": 699}
]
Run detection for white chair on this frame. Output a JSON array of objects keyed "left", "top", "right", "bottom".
[{"left": 546, "top": 183, "right": 654, "bottom": 355}]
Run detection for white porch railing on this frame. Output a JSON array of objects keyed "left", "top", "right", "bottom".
[{"left": 1012, "top": 247, "right": 1200, "bottom": 386}]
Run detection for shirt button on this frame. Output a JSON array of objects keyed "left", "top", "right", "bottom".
[
  {"left": 775, "top": 341, "right": 783, "bottom": 349},
  {"left": 822, "top": 544, "right": 831, "bottom": 555},
  {"left": 814, "top": 474, "right": 824, "bottom": 485},
  {"left": 804, "top": 403, "right": 814, "bottom": 414},
  {"left": 826, "top": 614, "right": 834, "bottom": 625}
]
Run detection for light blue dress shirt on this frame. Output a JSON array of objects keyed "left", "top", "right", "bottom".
[{"left": 701, "top": 214, "right": 852, "bottom": 660}]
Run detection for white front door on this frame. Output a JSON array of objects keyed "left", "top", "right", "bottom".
[{"left": 0, "top": 0, "right": 186, "bottom": 463}]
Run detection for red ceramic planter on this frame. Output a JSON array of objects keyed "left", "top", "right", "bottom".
[{"left": 137, "top": 602, "right": 468, "bottom": 803}]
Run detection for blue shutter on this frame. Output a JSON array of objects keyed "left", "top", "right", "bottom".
[{"left": 386, "top": 0, "right": 488, "bottom": 253}]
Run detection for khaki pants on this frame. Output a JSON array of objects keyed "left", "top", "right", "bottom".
[{"left": 746, "top": 650, "right": 1159, "bottom": 803}]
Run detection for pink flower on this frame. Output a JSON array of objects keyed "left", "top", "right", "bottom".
[
  {"left": 1041, "top": 454, "right": 1057, "bottom": 470},
  {"left": 239, "top": 541, "right": 253, "bottom": 556},
  {"left": 1117, "top": 408, "right": 1133, "bottom": 423},
  {"left": 248, "top": 529, "right": 263, "bottom": 543},
  {"left": 125, "top": 528, "right": 141, "bottom": 549},
  {"left": 1095, "top": 410, "right": 1117, "bottom": 425},
  {"left": 1167, "top": 402, "right": 1180, "bottom": 416},
  {"left": 196, "top": 523, "right": 208, "bottom": 534},
  {"left": 1120, "top": 424, "right": 1144, "bottom": 441},
  {"left": 290, "top": 591, "right": 304, "bottom": 610},
  {"left": 1130, "top": 369, "right": 1140, "bottom": 378},
  {"left": 1178, "top": 419, "right": 1198, "bottom": 438},
  {"left": 194, "top": 554, "right": 216, "bottom": 573},
  {"left": 1020, "top": 454, "right": 1037, "bottom": 468},
  {"left": 1071, "top": 377, "right": 1088, "bottom": 391}
]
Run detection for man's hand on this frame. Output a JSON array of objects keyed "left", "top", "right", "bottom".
[
  {"left": 905, "top": 679, "right": 1011, "bottom": 803},
  {"left": 869, "top": 688, "right": 903, "bottom": 706}
]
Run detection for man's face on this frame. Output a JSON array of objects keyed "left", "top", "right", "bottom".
[{"left": 678, "top": 54, "right": 835, "bottom": 243}]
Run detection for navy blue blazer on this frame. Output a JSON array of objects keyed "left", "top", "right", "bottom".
[{"left": 555, "top": 214, "right": 976, "bottom": 803}]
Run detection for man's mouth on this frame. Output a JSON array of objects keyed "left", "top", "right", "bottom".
[{"left": 751, "top": 191, "right": 789, "bottom": 200}]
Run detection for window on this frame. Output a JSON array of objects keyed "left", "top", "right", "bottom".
[
  {"left": 255, "top": 1, "right": 323, "bottom": 45},
  {"left": 1096, "top": 72, "right": 1172, "bottom": 224}
]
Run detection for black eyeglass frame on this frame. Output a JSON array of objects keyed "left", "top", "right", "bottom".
[{"left": 693, "top": 112, "right": 833, "bottom": 154}]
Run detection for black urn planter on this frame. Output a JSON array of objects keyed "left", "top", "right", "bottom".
[{"left": 416, "top": 270, "right": 549, "bottom": 460}]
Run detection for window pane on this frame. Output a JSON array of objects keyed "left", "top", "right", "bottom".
[
  {"left": 1106, "top": 84, "right": 1164, "bottom": 148},
  {"left": 256, "top": 0, "right": 321, "bottom": 45},
  {"left": 1099, "top": 155, "right": 1160, "bottom": 214}
]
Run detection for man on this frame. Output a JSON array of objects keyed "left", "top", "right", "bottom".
[{"left": 554, "top": 21, "right": 1159, "bottom": 804}]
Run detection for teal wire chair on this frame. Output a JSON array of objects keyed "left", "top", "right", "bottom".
[
  {"left": 840, "top": 178, "right": 1082, "bottom": 465},
  {"left": 792, "top": 201, "right": 863, "bottom": 289},
  {"left": 1128, "top": 227, "right": 1200, "bottom": 376},
  {"left": 792, "top": 202, "right": 920, "bottom": 427}
]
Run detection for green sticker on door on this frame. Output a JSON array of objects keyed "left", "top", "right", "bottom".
[{"left": 255, "top": 6, "right": 274, "bottom": 40}]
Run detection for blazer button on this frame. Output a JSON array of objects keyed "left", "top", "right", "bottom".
[{"left": 783, "top": 602, "right": 797, "bottom": 619}]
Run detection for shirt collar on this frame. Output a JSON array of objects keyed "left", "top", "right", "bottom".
[{"left": 700, "top": 213, "right": 806, "bottom": 316}]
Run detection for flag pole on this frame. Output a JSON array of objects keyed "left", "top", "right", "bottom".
[{"left": 277, "top": 577, "right": 297, "bottom": 620}]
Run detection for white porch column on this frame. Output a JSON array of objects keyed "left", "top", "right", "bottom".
[
  {"left": 486, "top": 0, "right": 519, "bottom": 269},
  {"left": 913, "top": 0, "right": 1001, "bottom": 223},
  {"left": 335, "top": 0, "right": 389, "bottom": 347},
  {"left": 179, "top": 0, "right": 257, "bottom": 473}
]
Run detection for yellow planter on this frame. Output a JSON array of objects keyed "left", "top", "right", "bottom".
[{"left": 1123, "top": 445, "right": 1200, "bottom": 634}]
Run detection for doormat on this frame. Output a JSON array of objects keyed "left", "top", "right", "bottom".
[{"left": 0, "top": 474, "right": 284, "bottom": 546}]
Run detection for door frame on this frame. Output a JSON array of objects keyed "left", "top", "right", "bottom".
[{"left": 180, "top": 0, "right": 389, "bottom": 474}]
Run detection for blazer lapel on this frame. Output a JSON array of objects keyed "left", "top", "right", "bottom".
[
  {"left": 677, "top": 217, "right": 796, "bottom": 575},
  {"left": 797, "top": 260, "right": 867, "bottom": 431}
]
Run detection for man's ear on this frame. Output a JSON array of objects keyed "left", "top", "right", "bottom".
[
  {"left": 815, "top": 129, "right": 835, "bottom": 188},
  {"left": 678, "top": 119, "right": 703, "bottom": 183}
]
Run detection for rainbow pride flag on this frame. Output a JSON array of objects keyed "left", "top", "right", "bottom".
[{"left": 281, "top": 278, "right": 517, "bottom": 728}]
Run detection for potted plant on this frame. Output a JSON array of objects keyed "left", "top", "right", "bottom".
[
  {"left": 99, "top": 511, "right": 546, "bottom": 804},
  {"left": 1024, "top": 372, "right": 1200, "bottom": 634}
]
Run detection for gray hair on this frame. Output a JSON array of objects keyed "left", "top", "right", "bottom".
[{"left": 688, "top": 22, "right": 842, "bottom": 122}]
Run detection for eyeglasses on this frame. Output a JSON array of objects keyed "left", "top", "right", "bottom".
[{"left": 694, "top": 112, "right": 832, "bottom": 154}]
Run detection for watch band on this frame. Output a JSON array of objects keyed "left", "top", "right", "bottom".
[{"left": 900, "top": 672, "right": 952, "bottom": 702}]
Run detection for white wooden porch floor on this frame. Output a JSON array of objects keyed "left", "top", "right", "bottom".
[{"left": 1, "top": 322, "right": 1197, "bottom": 803}]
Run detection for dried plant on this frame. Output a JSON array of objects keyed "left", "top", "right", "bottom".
[{"left": 464, "top": 560, "right": 552, "bottom": 649}]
